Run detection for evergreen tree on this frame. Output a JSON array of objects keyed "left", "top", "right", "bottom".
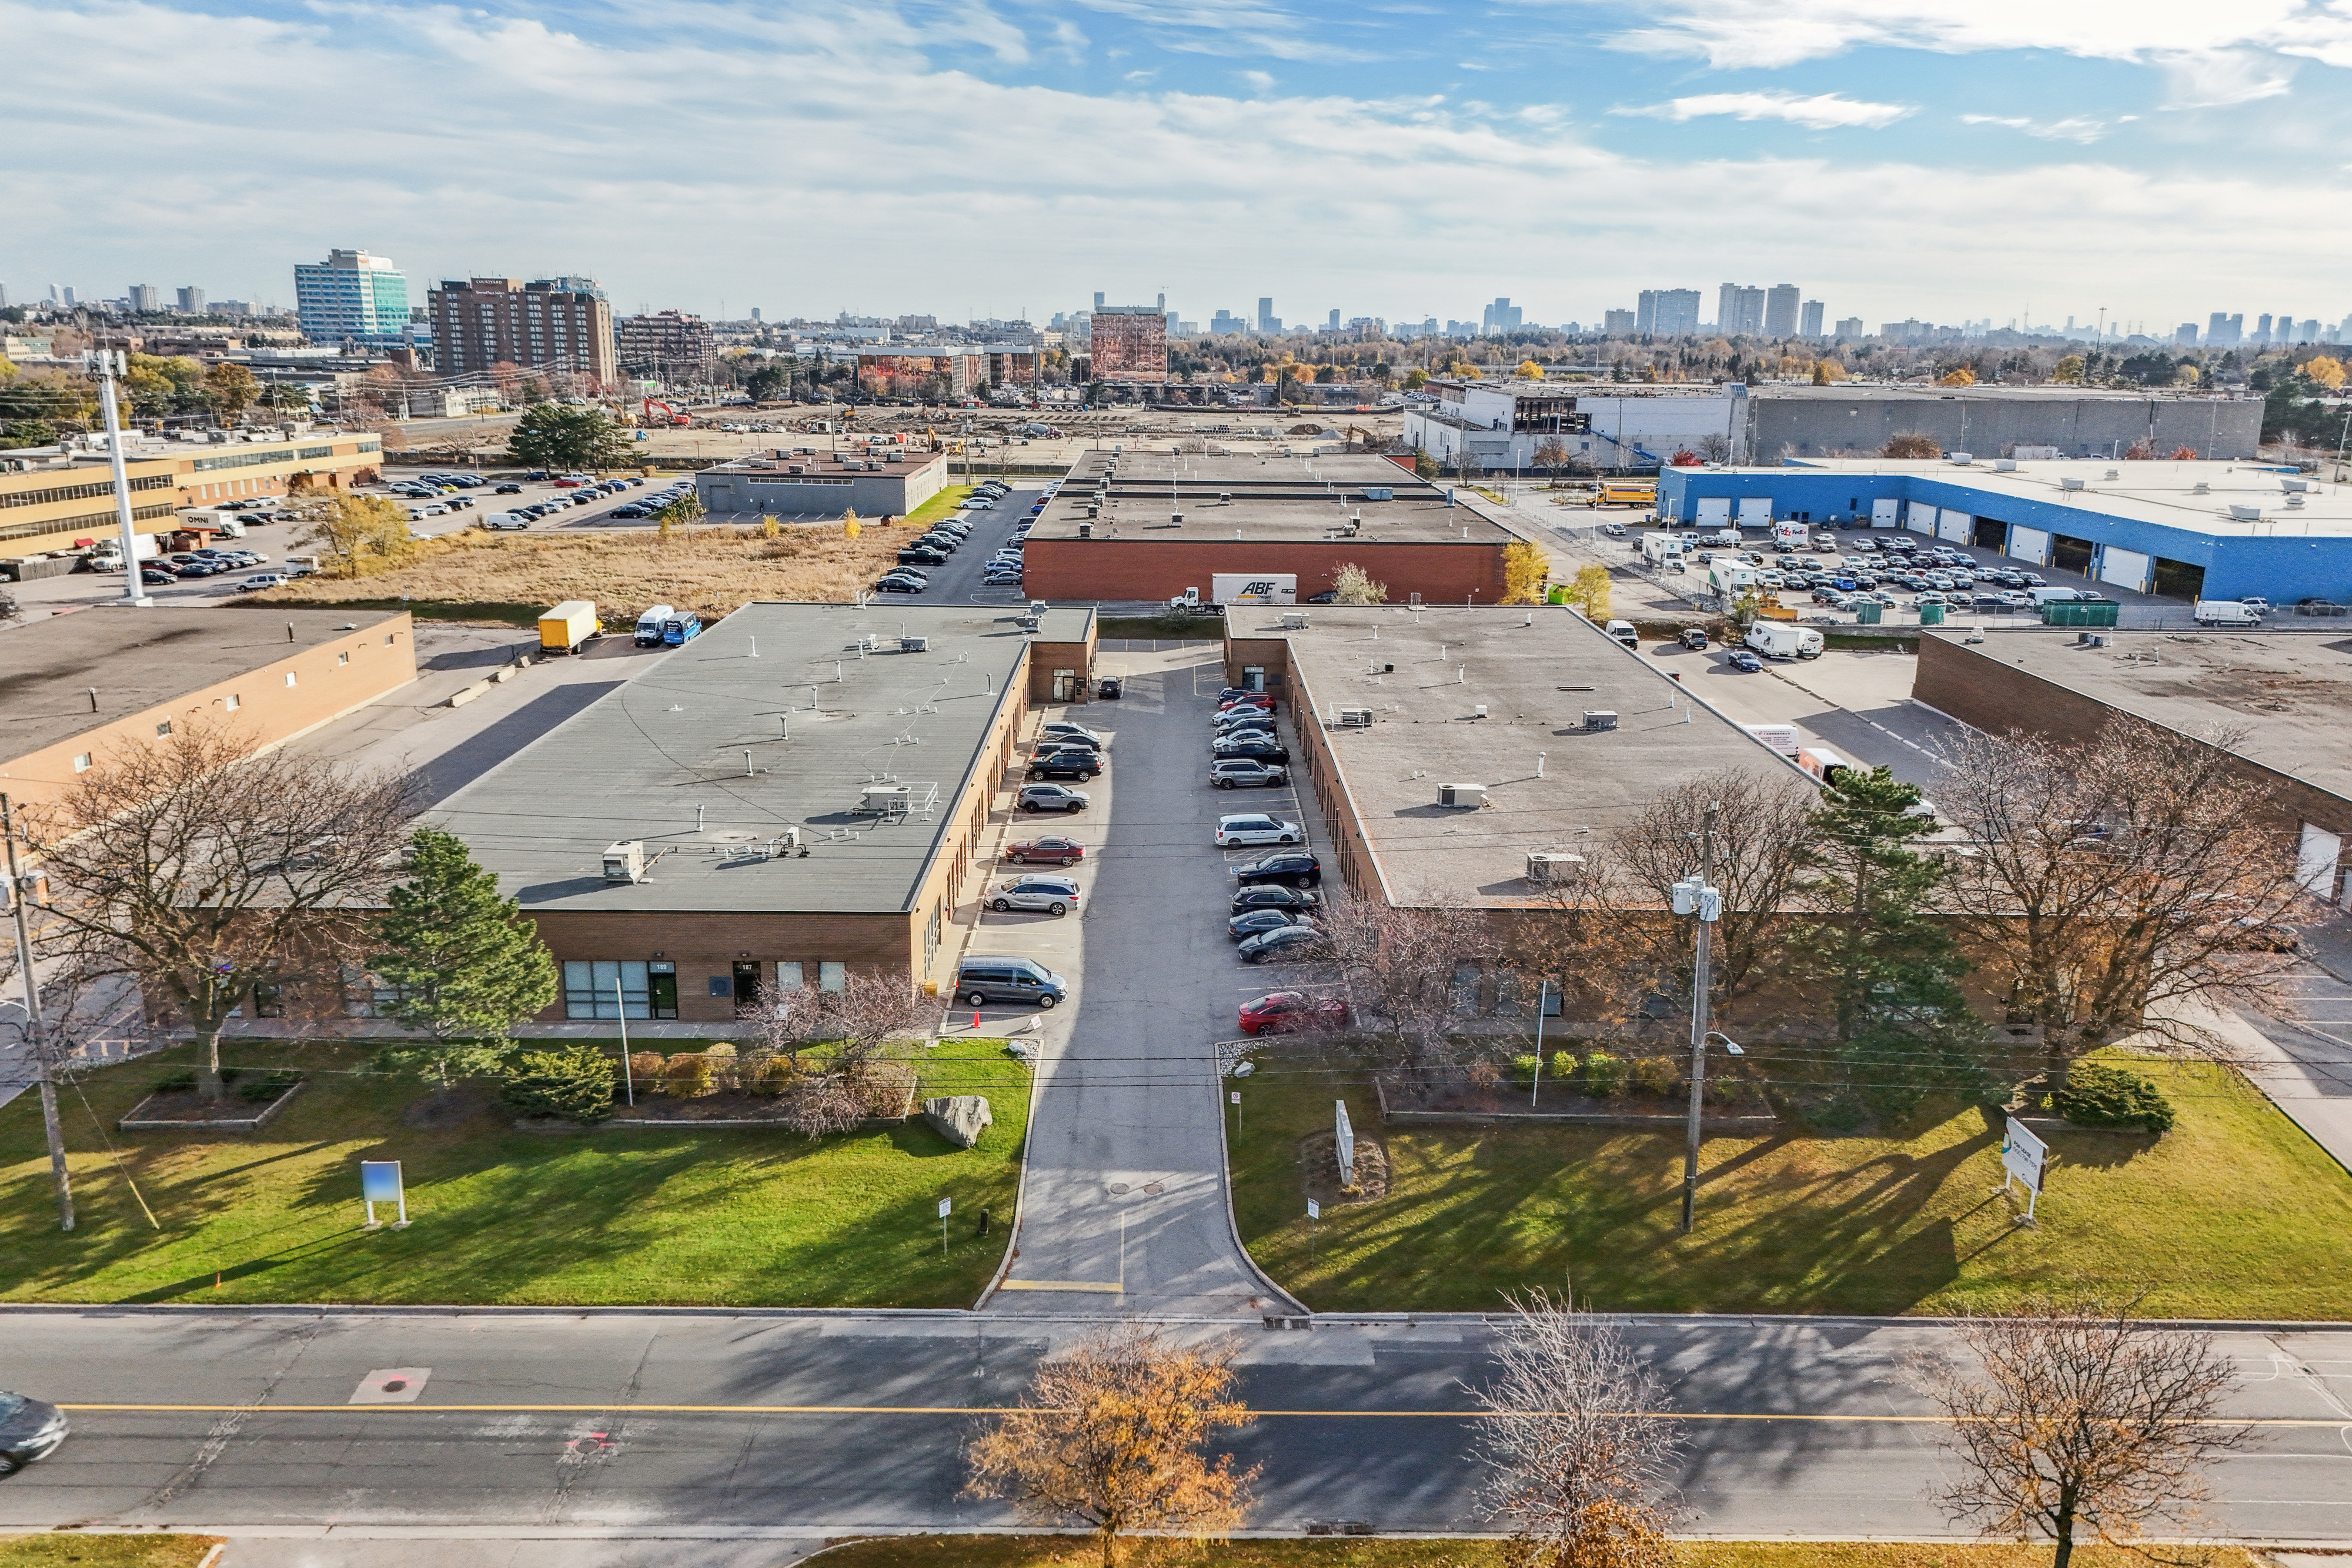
[
  {"left": 371, "top": 828, "right": 557, "bottom": 1085},
  {"left": 1796, "top": 766, "right": 1989, "bottom": 1121}
]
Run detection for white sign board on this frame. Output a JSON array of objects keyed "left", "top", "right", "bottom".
[
  {"left": 938, "top": 1197, "right": 953, "bottom": 1218},
  {"left": 1212, "top": 573, "right": 1297, "bottom": 606},
  {"left": 2002, "top": 1115, "right": 2048, "bottom": 1218},
  {"left": 1335, "top": 1099, "right": 1355, "bottom": 1188},
  {"left": 1307, "top": 1199, "right": 1320, "bottom": 1221}
]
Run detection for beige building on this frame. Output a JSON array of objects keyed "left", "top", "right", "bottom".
[{"left": 2, "top": 432, "right": 383, "bottom": 564}]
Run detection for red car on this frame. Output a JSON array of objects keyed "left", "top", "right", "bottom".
[
  {"left": 1004, "top": 836, "right": 1085, "bottom": 867},
  {"left": 1219, "top": 694, "right": 1275, "bottom": 713},
  {"left": 1238, "top": 990, "right": 1350, "bottom": 1037}
]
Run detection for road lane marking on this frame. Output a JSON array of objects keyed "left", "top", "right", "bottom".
[{"left": 51, "top": 1404, "right": 2352, "bottom": 1425}]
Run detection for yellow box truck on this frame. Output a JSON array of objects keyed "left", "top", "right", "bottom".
[{"left": 539, "top": 600, "right": 600, "bottom": 655}]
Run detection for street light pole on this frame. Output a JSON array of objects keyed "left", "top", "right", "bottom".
[
  {"left": 88, "top": 350, "right": 152, "bottom": 606},
  {"left": 2, "top": 793, "right": 73, "bottom": 1231},
  {"left": 1676, "top": 801, "right": 1719, "bottom": 1235}
]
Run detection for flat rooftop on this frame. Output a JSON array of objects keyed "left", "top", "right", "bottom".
[
  {"left": 704, "top": 449, "right": 948, "bottom": 479},
  {"left": 0, "top": 607, "right": 407, "bottom": 760},
  {"left": 1723, "top": 458, "right": 2352, "bottom": 540},
  {"left": 1921, "top": 627, "right": 2352, "bottom": 802},
  {"left": 427, "top": 601, "right": 1093, "bottom": 915},
  {"left": 1247, "top": 604, "right": 1795, "bottom": 902},
  {"left": 1031, "top": 453, "right": 1512, "bottom": 546}
]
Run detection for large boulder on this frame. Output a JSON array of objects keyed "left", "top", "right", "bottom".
[{"left": 923, "top": 1094, "right": 993, "bottom": 1149}]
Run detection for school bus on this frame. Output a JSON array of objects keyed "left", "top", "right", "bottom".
[{"left": 1598, "top": 480, "right": 1658, "bottom": 506}]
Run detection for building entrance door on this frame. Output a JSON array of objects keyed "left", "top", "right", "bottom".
[{"left": 732, "top": 961, "right": 763, "bottom": 1016}]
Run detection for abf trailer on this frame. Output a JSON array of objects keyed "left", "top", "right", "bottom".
[{"left": 1212, "top": 573, "right": 1297, "bottom": 606}]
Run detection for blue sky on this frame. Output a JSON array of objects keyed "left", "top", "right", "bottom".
[{"left": 6, "top": 0, "right": 2350, "bottom": 334}]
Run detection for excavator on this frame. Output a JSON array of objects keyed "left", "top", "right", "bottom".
[{"left": 641, "top": 396, "right": 690, "bottom": 428}]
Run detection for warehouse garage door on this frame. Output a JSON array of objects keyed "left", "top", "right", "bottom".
[
  {"left": 1938, "top": 509, "right": 1973, "bottom": 543},
  {"left": 1973, "top": 516, "right": 2006, "bottom": 550},
  {"left": 1906, "top": 500, "right": 1937, "bottom": 534},
  {"left": 2098, "top": 546, "right": 2152, "bottom": 592},
  {"left": 2050, "top": 534, "right": 2094, "bottom": 575},
  {"left": 2297, "top": 823, "right": 2343, "bottom": 900},
  {"left": 1873, "top": 499, "right": 1900, "bottom": 528},
  {"left": 2151, "top": 557, "right": 2206, "bottom": 600},
  {"left": 1698, "top": 496, "right": 1731, "bottom": 523},
  {"left": 2009, "top": 526, "right": 2050, "bottom": 564}
]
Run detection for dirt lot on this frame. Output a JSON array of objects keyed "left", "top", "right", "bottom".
[{"left": 245, "top": 523, "right": 906, "bottom": 621}]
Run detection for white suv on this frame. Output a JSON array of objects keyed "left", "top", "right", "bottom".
[
  {"left": 990, "top": 875, "right": 1081, "bottom": 917},
  {"left": 1216, "top": 813, "right": 1303, "bottom": 847}
]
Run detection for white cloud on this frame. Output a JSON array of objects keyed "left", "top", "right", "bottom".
[
  {"left": 2149, "top": 47, "right": 2297, "bottom": 107},
  {"left": 1616, "top": 89, "right": 1912, "bottom": 129},
  {"left": 1961, "top": 112, "right": 2109, "bottom": 143},
  {"left": 1238, "top": 68, "right": 1277, "bottom": 91}
]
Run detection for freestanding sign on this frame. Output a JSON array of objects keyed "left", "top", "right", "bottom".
[
  {"left": 1334, "top": 1099, "right": 1356, "bottom": 1189},
  {"left": 2001, "top": 1115, "right": 2049, "bottom": 1220},
  {"left": 359, "top": 1161, "right": 408, "bottom": 1230}
]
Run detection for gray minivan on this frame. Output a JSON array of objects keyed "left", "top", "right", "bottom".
[{"left": 956, "top": 955, "right": 1068, "bottom": 1009}]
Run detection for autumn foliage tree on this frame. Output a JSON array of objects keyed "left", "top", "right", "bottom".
[
  {"left": 1501, "top": 539, "right": 1551, "bottom": 604},
  {"left": 1884, "top": 433, "right": 1941, "bottom": 459},
  {"left": 964, "top": 1325, "right": 1257, "bottom": 1567}
]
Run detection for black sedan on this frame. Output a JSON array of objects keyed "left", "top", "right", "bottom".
[
  {"left": 0, "top": 1390, "right": 68, "bottom": 1475},
  {"left": 1232, "top": 849, "right": 1321, "bottom": 888},
  {"left": 1212, "top": 737, "right": 1290, "bottom": 765},
  {"left": 874, "top": 574, "right": 927, "bottom": 594},
  {"left": 1232, "top": 884, "right": 1318, "bottom": 915},
  {"left": 897, "top": 546, "right": 948, "bottom": 566},
  {"left": 1238, "top": 925, "right": 1331, "bottom": 964},
  {"left": 1230, "top": 908, "right": 1314, "bottom": 941}
]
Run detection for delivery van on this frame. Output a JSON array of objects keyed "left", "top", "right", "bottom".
[
  {"left": 2193, "top": 600, "right": 2263, "bottom": 628},
  {"left": 635, "top": 604, "right": 677, "bottom": 646}
]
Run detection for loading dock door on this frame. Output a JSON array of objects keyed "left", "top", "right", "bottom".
[
  {"left": 1872, "top": 499, "right": 1900, "bottom": 528},
  {"left": 2009, "top": 525, "right": 2049, "bottom": 564},
  {"left": 2098, "top": 547, "right": 2152, "bottom": 593},
  {"left": 1905, "top": 500, "right": 1936, "bottom": 534},
  {"left": 1938, "top": 509, "right": 1972, "bottom": 543},
  {"left": 1973, "top": 516, "right": 2007, "bottom": 550},
  {"left": 2051, "top": 534, "right": 2094, "bottom": 576},
  {"left": 1738, "top": 497, "right": 1772, "bottom": 527},
  {"left": 1698, "top": 496, "right": 1731, "bottom": 523},
  {"left": 2298, "top": 823, "right": 2343, "bottom": 899}
]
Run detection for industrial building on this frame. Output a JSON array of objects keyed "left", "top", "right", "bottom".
[
  {"left": 418, "top": 603, "right": 1098, "bottom": 1022},
  {"left": 429, "top": 276, "right": 617, "bottom": 385},
  {"left": 694, "top": 448, "right": 950, "bottom": 522},
  {"left": 1657, "top": 457, "right": 2350, "bottom": 604},
  {"left": 1406, "top": 382, "right": 1753, "bottom": 471},
  {"left": 1913, "top": 627, "right": 2352, "bottom": 903},
  {"left": 1221, "top": 604, "right": 1789, "bottom": 906},
  {"left": 0, "top": 608, "right": 417, "bottom": 810},
  {"left": 1019, "top": 453, "right": 1515, "bottom": 607}
]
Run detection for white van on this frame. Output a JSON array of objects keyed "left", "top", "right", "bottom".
[
  {"left": 2193, "top": 600, "right": 2262, "bottom": 628},
  {"left": 634, "top": 604, "right": 677, "bottom": 646},
  {"left": 1604, "top": 619, "right": 1639, "bottom": 650}
]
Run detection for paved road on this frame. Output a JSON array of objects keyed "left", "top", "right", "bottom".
[
  {"left": 3, "top": 1309, "right": 2347, "bottom": 1546},
  {"left": 984, "top": 644, "right": 1298, "bottom": 1317}
]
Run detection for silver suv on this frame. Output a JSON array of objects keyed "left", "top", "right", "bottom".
[
  {"left": 990, "top": 875, "right": 1081, "bottom": 917},
  {"left": 1211, "top": 759, "right": 1287, "bottom": 789},
  {"left": 1018, "top": 783, "right": 1090, "bottom": 814}
]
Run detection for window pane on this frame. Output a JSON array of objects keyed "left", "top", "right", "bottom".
[
  {"left": 777, "top": 961, "right": 804, "bottom": 992},
  {"left": 563, "top": 961, "right": 596, "bottom": 1019},
  {"left": 819, "top": 961, "right": 846, "bottom": 993}
]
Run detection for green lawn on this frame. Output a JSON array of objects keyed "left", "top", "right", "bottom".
[
  {"left": 904, "top": 484, "right": 977, "bottom": 527},
  {"left": 805, "top": 1538, "right": 2261, "bottom": 1568},
  {"left": 0, "top": 1538, "right": 222, "bottom": 1568},
  {"left": 0, "top": 1037, "right": 1030, "bottom": 1307},
  {"left": 1230, "top": 1055, "right": 2352, "bottom": 1319}
]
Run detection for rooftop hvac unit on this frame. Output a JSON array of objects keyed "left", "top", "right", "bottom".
[
  {"left": 1280, "top": 610, "right": 1309, "bottom": 630},
  {"left": 1581, "top": 710, "right": 1619, "bottom": 731},
  {"left": 2229, "top": 504, "right": 2264, "bottom": 521},
  {"left": 1335, "top": 707, "right": 1373, "bottom": 727},
  {"left": 1992, "top": 459, "right": 2017, "bottom": 472},
  {"left": 1170, "top": 511, "right": 1184, "bottom": 523},
  {"left": 603, "top": 840, "right": 646, "bottom": 884},
  {"left": 2193, "top": 482, "right": 2210, "bottom": 494},
  {"left": 2283, "top": 477, "right": 2313, "bottom": 492},
  {"left": 1949, "top": 453, "right": 1974, "bottom": 464},
  {"left": 899, "top": 634, "right": 928, "bottom": 653},
  {"left": 1085, "top": 504, "right": 1099, "bottom": 517},
  {"left": 862, "top": 783, "right": 913, "bottom": 813},
  {"left": 1525, "top": 851, "right": 1586, "bottom": 884},
  {"left": 1078, "top": 521, "right": 1093, "bottom": 539},
  {"left": 2060, "top": 477, "right": 2086, "bottom": 491},
  {"left": 1436, "top": 782, "right": 1487, "bottom": 809}
]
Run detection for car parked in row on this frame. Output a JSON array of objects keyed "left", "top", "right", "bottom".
[
  {"left": 1018, "top": 783, "right": 1089, "bottom": 814},
  {"left": 1238, "top": 924, "right": 1330, "bottom": 964},
  {"left": 1210, "top": 759, "right": 1287, "bottom": 789},
  {"left": 991, "top": 875, "right": 1081, "bottom": 917},
  {"left": 1004, "top": 836, "right": 1084, "bottom": 867},
  {"left": 1237, "top": 990, "right": 1349, "bottom": 1036},
  {"left": 1215, "top": 813, "right": 1302, "bottom": 848},
  {"left": 1232, "top": 849, "right": 1321, "bottom": 888},
  {"left": 1028, "top": 750, "right": 1101, "bottom": 782}
]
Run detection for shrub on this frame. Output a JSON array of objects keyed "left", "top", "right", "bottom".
[
  {"left": 1705, "top": 1073, "right": 1741, "bottom": 1106},
  {"left": 499, "top": 1048, "right": 616, "bottom": 1123},
  {"left": 238, "top": 1071, "right": 302, "bottom": 1104},
  {"left": 1629, "top": 1055, "right": 1682, "bottom": 1098},
  {"left": 1511, "top": 1054, "right": 1542, "bottom": 1084},
  {"left": 1551, "top": 1050, "right": 1575, "bottom": 1079},
  {"left": 746, "top": 1050, "right": 799, "bottom": 1097},
  {"left": 625, "top": 1052, "right": 666, "bottom": 1092},
  {"left": 663, "top": 1052, "right": 717, "bottom": 1098},
  {"left": 1812, "top": 1092, "right": 1868, "bottom": 1132},
  {"left": 151, "top": 1069, "right": 198, "bottom": 1094},
  {"left": 2052, "top": 1062, "right": 2175, "bottom": 1134},
  {"left": 1581, "top": 1051, "right": 1626, "bottom": 1098},
  {"left": 704, "top": 1041, "right": 740, "bottom": 1091}
]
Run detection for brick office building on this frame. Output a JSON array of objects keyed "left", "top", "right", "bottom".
[
  {"left": 617, "top": 309, "right": 717, "bottom": 383},
  {"left": 1020, "top": 453, "right": 1515, "bottom": 606}
]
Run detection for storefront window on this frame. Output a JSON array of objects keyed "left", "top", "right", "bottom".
[{"left": 563, "top": 959, "right": 650, "bottom": 1019}]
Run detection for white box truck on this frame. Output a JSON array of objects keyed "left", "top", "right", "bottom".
[
  {"left": 1708, "top": 561, "right": 1758, "bottom": 599},
  {"left": 1212, "top": 573, "right": 1297, "bottom": 606},
  {"left": 1745, "top": 621, "right": 1824, "bottom": 660},
  {"left": 2194, "top": 600, "right": 2263, "bottom": 628},
  {"left": 1640, "top": 533, "right": 1686, "bottom": 569},
  {"left": 1770, "top": 519, "right": 1809, "bottom": 549}
]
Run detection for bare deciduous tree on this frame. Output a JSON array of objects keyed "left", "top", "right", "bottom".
[
  {"left": 1471, "top": 1290, "right": 1683, "bottom": 1568},
  {"left": 1317, "top": 885, "right": 1499, "bottom": 1074},
  {"left": 754, "top": 969, "right": 928, "bottom": 1137},
  {"left": 1935, "top": 718, "right": 2304, "bottom": 1085},
  {"left": 963, "top": 1324, "right": 1257, "bottom": 1568},
  {"left": 25, "top": 721, "right": 416, "bottom": 1094},
  {"left": 1907, "top": 1296, "right": 2247, "bottom": 1568}
]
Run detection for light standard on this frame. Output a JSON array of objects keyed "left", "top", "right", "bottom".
[
  {"left": 1668, "top": 798, "right": 1732, "bottom": 1235},
  {"left": 86, "top": 350, "right": 152, "bottom": 606}
]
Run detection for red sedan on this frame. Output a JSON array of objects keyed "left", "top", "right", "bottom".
[
  {"left": 1004, "top": 836, "right": 1085, "bottom": 867},
  {"left": 1238, "top": 990, "right": 1350, "bottom": 1037}
]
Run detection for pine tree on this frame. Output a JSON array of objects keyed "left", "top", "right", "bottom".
[
  {"left": 371, "top": 828, "right": 557, "bottom": 1083},
  {"left": 1796, "top": 766, "right": 1989, "bottom": 1121}
]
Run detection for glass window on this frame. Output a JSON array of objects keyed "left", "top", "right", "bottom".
[
  {"left": 777, "top": 961, "right": 804, "bottom": 992},
  {"left": 225, "top": 694, "right": 240, "bottom": 711},
  {"left": 72, "top": 753, "right": 91, "bottom": 772},
  {"left": 563, "top": 959, "right": 649, "bottom": 1019},
  {"left": 819, "top": 961, "right": 846, "bottom": 992},
  {"left": 285, "top": 672, "right": 298, "bottom": 687}
]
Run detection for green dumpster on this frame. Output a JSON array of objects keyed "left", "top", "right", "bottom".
[
  {"left": 1856, "top": 601, "right": 1883, "bottom": 625},
  {"left": 1547, "top": 586, "right": 1567, "bottom": 605},
  {"left": 1919, "top": 602, "right": 1946, "bottom": 626},
  {"left": 2042, "top": 599, "right": 2120, "bottom": 628}
]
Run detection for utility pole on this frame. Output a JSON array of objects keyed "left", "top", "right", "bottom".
[
  {"left": 1675, "top": 802, "right": 1720, "bottom": 1235},
  {"left": 88, "top": 350, "right": 152, "bottom": 607},
  {"left": 2, "top": 794, "right": 74, "bottom": 1231}
]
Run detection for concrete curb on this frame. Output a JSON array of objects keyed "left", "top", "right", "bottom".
[
  {"left": 971, "top": 1045, "right": 1043, "bottom": 1310},
  {"left": 1214, "top": 1050, "right": 1312, "bottom": 1319}
]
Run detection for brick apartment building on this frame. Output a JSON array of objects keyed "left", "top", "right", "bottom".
[
  {"left": 429, "top": 277, "right": 617, "bottom": 386},
  {"left": 1087, "top": 306, "right": 1167, "bottom": 384},
  {"left": 617, "top": 310, "right": 717, "bottom": 383}
]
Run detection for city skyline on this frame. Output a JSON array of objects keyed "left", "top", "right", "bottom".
[{"left": 6, "top": 2, "right": 2351, "bottom": 329}]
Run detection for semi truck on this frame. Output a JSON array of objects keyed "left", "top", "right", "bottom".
[
  {"left": 1743, "top": 621, "right": 1824, "bottom": 660},
  {"left": 1211, "top": 573, "right": 1297, "bottom": 606}
]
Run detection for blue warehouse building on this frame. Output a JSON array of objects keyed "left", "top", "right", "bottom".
[{"left": 1655, "top": 458, "right": 2350, "bottom": 604}]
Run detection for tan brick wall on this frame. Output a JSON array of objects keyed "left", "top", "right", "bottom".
[{"left": 1024, "top": 539, "right": 1508, "bottom": 607}]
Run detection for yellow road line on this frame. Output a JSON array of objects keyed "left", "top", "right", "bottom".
[
  {"left": 49, "top": 1405, "right": 2351, "bottom": 1426},
  {"left": 994, "top": 1280, "right": 1124, "bottom": 1293}
]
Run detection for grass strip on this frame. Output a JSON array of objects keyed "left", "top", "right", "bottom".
[{"left": 803, "top": 1537, "right": 2267, "bottom": 1568}]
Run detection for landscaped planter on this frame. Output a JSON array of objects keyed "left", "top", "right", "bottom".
[
  {"left": 120, "top": 1082, "right": 303, "bottom": 1132},
  {"left": 513, "top": 1079, "right": 920, "bottom": 1132},
  {"left": 1371, "top": 1074, "right": 1775, "bottom": 1134}
]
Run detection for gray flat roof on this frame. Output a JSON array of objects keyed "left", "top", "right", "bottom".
[
  {"left": 1248, "top": 604, "right": 1795, "bottom": 902},
  {"left": 1762, "top": 457, "right": 2352, "bottom": 540},
  {"left": 1922, "top": 627, "right": 2352, "bottom": 803},
  {"left": 1032, "top": 453, "right": 1512, "bottom": 546},
  {"left": 0, "top": 606, "right": 407, "bottom": 761},
  {"left": 427, "top": 601, "right": 1093, "bottom": 915}
]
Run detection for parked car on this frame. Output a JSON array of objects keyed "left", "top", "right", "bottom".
[
  {"left": 990, "top": 875, "right": 1081, "bottom": 917},
  {"left": 232, "top": 573, "right": 289, "bottom": 591},
  {"left": 1232, "top": 884, "right": 1318, "bottom": 915},
  {"left": 954, "top": 955, "right": 1067, "bottom": 1009},
  {"left": 1027, "top": 750, "right": 1100, "bottom": 782},
  {"left": 1211, "top": 759, "right": 1288, "bottom": 789},
  {"left": 1230, "top": 908, "right": 1315, "bottom": 941},
  {"left": 1215, "top": 813, "right": 1303, "bottom": 848},
  {"left": 1728, "top": 650, "right": 1763, "bottom": 672},
  {"left": 139, "top": 567, "right": 177, "bottom": 586},
  {"left": 1040, "top": 721, "right": 1104, "bottom": 750},
  {"left": 1232, "top": 849, "right": 1321, "bottom": 888},
  {"left": 874, "top": 574, "right": 927, "bottom": 594},
  {"left": 1678, "top": 627, "right": 1709, "bottom": 650},
  {"left": 495, "top": 483, "right": 524, "bottom": 494},
  {"left": 1212, "top": 737, "right": 1290, "bottom": 765},
  {"left": 0, "top": 1390, "right": 69, "bottom": 1476},
  {"left": 1005, "top": 836, "right": 1084, "bottom": 867},
  {"left": 1238, "top": 924, "right": 1332, "bottom": 964},
  {"left": 1018, "top": 783, "right": 1090, "bottom": 814}
]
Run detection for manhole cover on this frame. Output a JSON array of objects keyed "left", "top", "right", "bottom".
[
  {"left": 1108, "top": 1183, "right": 1130, "bottom": 1195},
  {"left": 1143, "top": 1182, "right": 1165, "bottom": 1195}
]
